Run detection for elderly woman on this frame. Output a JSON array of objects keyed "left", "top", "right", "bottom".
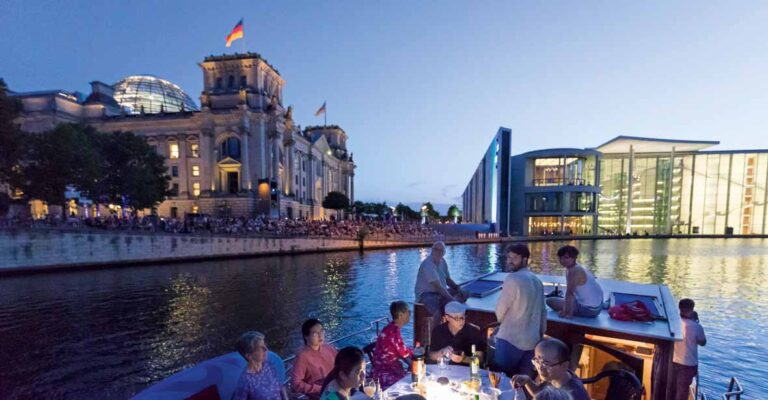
[
  {"left": 289, "top": 319, "right": 338, "bottom": 399},
  {"left": 232, "top": 331, "right": 284, "bottom": 400}
]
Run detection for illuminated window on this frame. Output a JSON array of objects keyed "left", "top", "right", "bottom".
[
  {"left": 192, "top": 165, "right": 200, "bottom": 177},
  {"left": 192, "top": 205, "right": 199, "bottom": 214},
  {"left": 190, "top": 143, "right": 199, "bottom": 158},
  {"left": 193, "top": 182, "right": 201, "bottom": 197},
  {"left": 169, "top": 143, "right": 179, "bottom": 159}
]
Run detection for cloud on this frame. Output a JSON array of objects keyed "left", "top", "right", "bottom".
[{"left": 406, "top": 180, "right": 427, "bottom": 188}]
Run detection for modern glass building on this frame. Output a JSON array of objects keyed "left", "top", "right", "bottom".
[
  {"left": 596, "top": 136, "right": 768, "bottom": 235},
  {"left": 508, "top": 148, "right": 600, "bottom": 236},
  {"left": 112, "top": 75, "right": 199, "bottom": 114},
  {"left": 463, "top": 130, "right": 768, "bottom": 236},
  {"left": 461, "top": 128, "right": 512, "bottom": 234}
]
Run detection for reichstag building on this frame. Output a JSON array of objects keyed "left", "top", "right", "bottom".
[{"left": 13, "top": 53, "right": 356, "bottom": 219}]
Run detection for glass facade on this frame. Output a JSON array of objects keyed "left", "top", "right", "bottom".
[
  {"left": 598, "top": 152, "right": 768, "bottom": 235},
  {"left": 528, "top": 215, "right": 594, "bottom": 235},
  {"left": 113, "top": 75, "right": 199, "bottom": 114},
  {"left": 532, "top": 156, "right": 597, "bottom": 186}
]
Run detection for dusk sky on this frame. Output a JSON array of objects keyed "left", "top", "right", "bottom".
[{"left": 3, "top": 1, "right": 768, "bottom": 208}]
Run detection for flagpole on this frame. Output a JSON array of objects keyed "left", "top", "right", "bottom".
[
  {"left": 241, "top": 17, "right": 246, "bottom": 53},
  {"left": 324, "top": 102, "right": 327, "bottom": 127}
]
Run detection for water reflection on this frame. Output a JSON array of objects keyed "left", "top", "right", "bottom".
[{"left": 0, "top": 239, "right": 766, "bottom": 398}]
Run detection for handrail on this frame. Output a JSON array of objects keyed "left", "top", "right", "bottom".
[{"left": 721, "top": 377, "right": 743, "bottom": 400}]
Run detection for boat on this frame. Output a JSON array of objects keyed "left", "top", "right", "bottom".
[{"left": 133, "top": 272, "right": 742, "bottom": 400}]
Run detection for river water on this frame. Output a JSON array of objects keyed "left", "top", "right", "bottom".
[{"left": 0, "top": 238, "right": 766, "bottom": 399}]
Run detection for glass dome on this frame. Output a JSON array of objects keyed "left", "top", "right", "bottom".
[{"left": 113, "top": 75, "right": 199, "bottom": 114}]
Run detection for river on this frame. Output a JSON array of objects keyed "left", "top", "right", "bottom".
[{"left": 0, "top": 238, "right": 766, "bottom": 399}]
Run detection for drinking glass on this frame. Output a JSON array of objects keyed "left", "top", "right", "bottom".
[
  {"left": 487, "top": 369, "right": 502, "bottom": 389},
  {"left": 363, "top": 378, "right": 377, "bottom": 398},
  {"left": 439, "top": 349, "right": 450, "bottom": 369}
]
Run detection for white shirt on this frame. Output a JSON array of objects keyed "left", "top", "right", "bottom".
[
  {"left": 495, "top": 267, "right": 547, "bottom": 351},
  {"left": 414, "top": 256, "right": 450, "bottom": 300},
  {"left": 673, "top": 318, "right": 706, "bottom": 366},
  {"left": 572, "top": 264, "right": 604, "bottom": 308}
]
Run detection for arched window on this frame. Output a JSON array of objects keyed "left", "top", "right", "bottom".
[
  {"left": 240, "top": 76, "right": 247, "bottom": 88},
  {"left": 220, "top": 137, "right": 241, "bottom": 161},
  {"left": 228, "top": 75, "right": 235, "bottom": 89}
]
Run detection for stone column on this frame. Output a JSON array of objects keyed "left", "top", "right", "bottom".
[
  {"left": 240, "top": 126, "right": 252, "bottom": 190},
  {"left": 625, "top": 144, "right": 634, "bottom": 234},
  {"left": 350, "top": 172, "right": 355, "bottom": 204},
  {"left": 177, "top": 133, "right": 188, "bottom": 196}
]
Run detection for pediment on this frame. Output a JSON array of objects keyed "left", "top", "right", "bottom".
[{"left": 217, "top": 157, "right": 242, "bottom": 166}]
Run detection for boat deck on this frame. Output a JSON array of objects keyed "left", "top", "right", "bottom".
[{"left": 463, "top": 271, "right": 683, "bottom": 343}]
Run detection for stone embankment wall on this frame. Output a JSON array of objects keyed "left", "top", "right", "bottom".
[{"left": 0, "top": 230, "right": 435, "bottom": 274}]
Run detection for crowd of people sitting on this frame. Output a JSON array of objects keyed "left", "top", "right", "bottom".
[
  {"left": 230, "top": 241, "right": 705, "bottom": 400},
  {"left": 2, "top": 214, "right": 442, "bottom": 240}
]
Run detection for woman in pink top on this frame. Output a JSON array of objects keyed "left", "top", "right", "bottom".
[{"left": 289, "top": 319, "right": 338, "bottom": 399}]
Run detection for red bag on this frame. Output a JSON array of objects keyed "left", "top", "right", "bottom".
[{"left": 608, "top": 300, "right": 653, "bottom": 322}]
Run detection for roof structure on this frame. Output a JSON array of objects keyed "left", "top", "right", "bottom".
[{"left": 595, "top": 135, "right": 719, "bottom": 154}]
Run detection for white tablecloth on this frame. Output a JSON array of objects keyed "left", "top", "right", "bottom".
[{"left": 381, "top": 364, "right": 516, "bottom": 400}]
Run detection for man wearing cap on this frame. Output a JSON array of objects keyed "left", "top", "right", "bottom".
[
  {"left": 494, "top": 244, "right": 546, "bottom": 377},
  {"left": 415, "top": 241, "right": 466, "bottom": 332},
  {"left": 428, "top": 301, "right": 486, "bottom": 365}
]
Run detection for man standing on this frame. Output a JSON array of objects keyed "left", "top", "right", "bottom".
[
  {"left": 672, "top": 298, "right": 707, "bottom": 400},
  {"left": 494, "top": 244, "right": 546, "bottom": 377},
  {"left": 414, "top": 241, "right": 465, "bottom": 331},
  {"left": 428, "top": 301, "right": 486, "bottom": 365},
  {"left": 546, "top": 245, "right": 603, "bottom": 318}
]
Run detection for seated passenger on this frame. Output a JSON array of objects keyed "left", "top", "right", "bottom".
[
  {"left": 511, "top": 338, "right": 589, "bottom": 400},
  {"left": 534, "top": 387, "right": 573, "bottom": 400},
  {"left": 232, "top": 331, "right": 285, "bottom": 400},
  {"left": 428, "top": 301, "right": 486, "bottom": 365},
  {"left": 546, "top": 245, "right": 604, "bottom": 318},
  {"left": 319, "top": 346, "right": 366, "bottom": 400},
  {"left": 289, "top": 319, "right": 338, "bottom": 399},
  {"left": 371, "top": 301, "right": 413, "bottom": 388}
]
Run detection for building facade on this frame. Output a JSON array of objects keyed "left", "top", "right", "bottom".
[
  {"left": 12, "top": 53, "right": 355, "bottom": 219},
  {"left": 463, "top": 129, "right": 768, "bottom": 236},
  {"left": 461, "top": 127, "right": 512, "bottom": 234},
  {"left": 508, "top": 148, "right": 600, "bottom": 236}
]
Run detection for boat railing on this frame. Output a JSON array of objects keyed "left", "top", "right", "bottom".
[
  {"left": 281, "top": 316, "right": 390, "bottom": 382},
  {"left": 721, "top": 377, "right": 743, "bottom": 400}
]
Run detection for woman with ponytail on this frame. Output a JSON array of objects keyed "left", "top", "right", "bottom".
[{"left": 320, "top": 346, "right": 366, "bottom": 400}]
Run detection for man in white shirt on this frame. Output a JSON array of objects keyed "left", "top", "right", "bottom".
[
  {"left": 414, "top": 241, "right": 465, "bottom": 333},
  {"left": 672, "top": 298, "right": 707, "bottom": 400},
  {"left": 494, "top": 244, "right": 546, "bottom": 377}
]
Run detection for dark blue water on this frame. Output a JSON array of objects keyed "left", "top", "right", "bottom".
[{"left": 0, "top": 239, "right": 766, "bottom": 399}]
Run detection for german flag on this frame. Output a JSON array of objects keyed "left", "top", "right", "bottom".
[{"left": 226, "top": 19, "right": 244, "bottom": 48}]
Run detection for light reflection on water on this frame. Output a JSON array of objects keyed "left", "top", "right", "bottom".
[{"left": 0, "top": 239, "right": 766, "bottom": 398}]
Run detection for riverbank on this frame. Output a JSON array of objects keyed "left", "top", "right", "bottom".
[{"left": 2, "top": 228, "right": 767, "bottom": 275}]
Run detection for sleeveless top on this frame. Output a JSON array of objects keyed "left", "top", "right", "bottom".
[{"left": 573, "top": 264, "right": 603, "bottom": 308}]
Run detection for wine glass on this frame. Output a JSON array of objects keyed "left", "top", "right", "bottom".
[
  {"left": 488, "top": 369, "right": 501, "bottom": 389},
  {"left": 439, "top": 349, "right": 450, "bottom": 369},
  {"left": 363, "top": 378, "right": 377, "bottom": 398}
]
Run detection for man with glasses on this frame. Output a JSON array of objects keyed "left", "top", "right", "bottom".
[
  {"left": 428, "top": 301, "right": 486, "bottom": 365},
  {"left": 415, "top": 241, "right": 466, "bottom": 332},
  {"left": 511, "top": 338, "right": 589, "bottom": 400},
  {"left": 494, "top": 244, "right": 546, "bottom": 377}
]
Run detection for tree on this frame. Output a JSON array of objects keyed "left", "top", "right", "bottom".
[
  {"left": 447, "top": 204, "right": 461, "bottom": 223},
  {"left": 15, "top": 124, "right": 98, "bottom": 218},
  {"left": 90, "top": 130, "right": 170, "bottom": 212},
  {"left": 395, "top": 203, "right": 420, "bottom": 221},
  {"left": 421, "top": 202, "right": 440, "bottom": 220},
  {"left": 0, "top": 78, "right": 24, "bottom": 183},
  {"left": 322, "top": 191, "right": 350, "bottom": 210}
]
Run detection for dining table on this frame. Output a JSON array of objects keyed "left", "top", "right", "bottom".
[{"left": 378, "top": 364, "right": 519, "bottom": 400}]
